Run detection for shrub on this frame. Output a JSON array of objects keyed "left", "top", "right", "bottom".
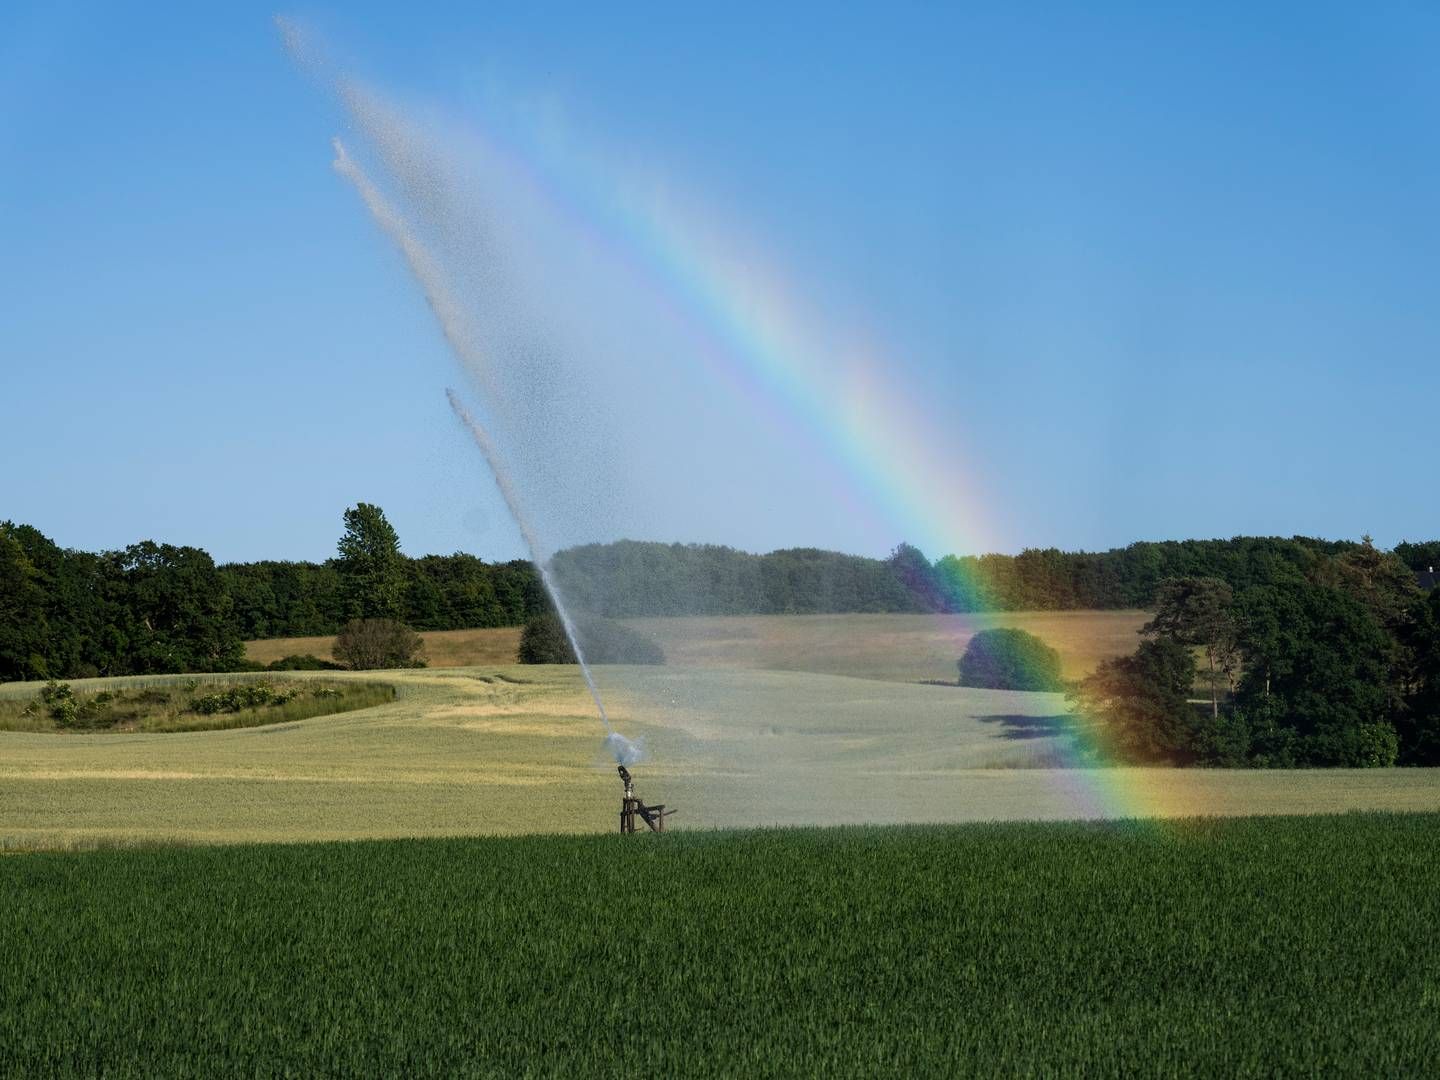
[
  {"left": 333, "top": 619, "right": 426, "bottom": 671},
  {"left": 191, "top": 683, "right": 296, "bottom": 715},
  {"left": 267, "top": 654, "right": 344, "bottom": 671},
  {"left": 958, "top": 629, "right": 1063, "bottom": 691},
  {"left": 518, "top": 613, "right": 665, "bottom": 665}
]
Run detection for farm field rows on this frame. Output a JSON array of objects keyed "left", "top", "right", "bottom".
[
  {"left": 245, "top": 609, "right": 1150, "bottom": 683},
  {"left": 4, "top": 666, "right": 1440, "bottom": 848},
  {"left": 4, "top": 814, "right": 1438, "bottom": 1075}
]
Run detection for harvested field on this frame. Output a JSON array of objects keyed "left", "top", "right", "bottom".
[
  {"left": 3, "top": 667, "right": 1438, "bottom": 848},
  {"left": 245, "top": 611, "right": 1146, "bottom": 683}
]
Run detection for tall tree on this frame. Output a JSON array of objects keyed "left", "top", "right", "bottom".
[
  {"left": 335, "top": 503, "right": 405, "bottom": 620},
  {"left": 1070, "top": 639, "right": 1199, "bottom": 763},
  {"left": 1143, "top": 576, "right": 1237, "bottom": 718}
]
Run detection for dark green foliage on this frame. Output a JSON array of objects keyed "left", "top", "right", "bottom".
[
  {"left": 1143, "top": 576, "right": 1237, "bottom": 717},
  {"left": 335, "top": 503, "right": 405, "bottom": 621},
  {"left": 218, "top": 560, "right": 346, "bottom": 638},
  {"left": 0, "top": 523, "right": 243, "bottom": 682},
  {"left": 1233, "top": 582, "right": 1400, "bottom": 766},
  {"left": 109, "top": 541, "right": 245, "bottom": 674},
  {"left": 1398, "top": 589, "right": 1440, "bottom": 764},
  {"left": 1072, "top": 639, "right": 1201, "bottom": 762},
  {"left": 3, "top": 816, "right": 1439, "bottom": 1075},
  {"left": 886, "top": 542, "right": 944, "bottom": 611},
  {"left": 37, "top": 680, "right": 83, "bottom": 728},
  {"left": 218, "top": 554, "right": 547, "bottom": 640},
  {"left": 957, "top": 628, "right": 1063, "bottom": 691},
  {"left": 0, "top": 518, "right": 547, "bottom": 682},
  {"left": 550, "top": 535, "right": 1381, "bottom": 618},
  {"left": 191, "top": 683, "right": 296, "bottom": 714},
  {"left": 1082, "top": 572, "right": 1410, "bottom": 767},
  {"left": 332, "top": 619, "right": 426, "bottom": 671},
  {"left": 265, "top": 654, "right": 343, "bottom": 671},
  {"left": 548, "top": 540, "right": 919, "bottom": 617},
  {"left": 1395, "top": 539, "right": 1440, "bottom": 575},
  {"left": 0, "top": 529, "right": 50, "bottom": 680},
  {"left": 1316, "top": 537, "right": 1421, "bottom": 631},
  {"left": 518, "top": 613, "right": 665, "bottom": 665}
]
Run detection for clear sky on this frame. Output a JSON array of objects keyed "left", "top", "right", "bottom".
[{"left": 3, "top": 2, "right": 1437, "bottom": 565}]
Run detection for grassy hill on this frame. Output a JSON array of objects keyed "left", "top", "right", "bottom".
[
  {"left": 5, "top": 814, "right": 1438, "bottom": 1075},
  {"left": 4, "top": 667, "right": 1439, "bottom": 849},
  {"left": 244, "top": 610, "right": 1148, "bottom": 683}
]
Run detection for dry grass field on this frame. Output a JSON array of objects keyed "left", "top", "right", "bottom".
[
  {"left": 627, "top": 610, "right": 1148, "bottom": 682},
  {"left": 246, "top": 610, "right": 1147, "bottom": 683},
  {"left": 4, "top": 665, "right": 1439, "bottom": 849},
  {"left": 245, "top": 626, "right": 522, "bottom": 668}
]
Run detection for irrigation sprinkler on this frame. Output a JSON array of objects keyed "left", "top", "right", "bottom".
[{"left": 617, "top": 765, "right": 675, "bottom": 834}]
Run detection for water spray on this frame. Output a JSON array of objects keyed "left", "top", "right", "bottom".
[{"left": 328, "top": 136, "right": 644, "bottom": 768}]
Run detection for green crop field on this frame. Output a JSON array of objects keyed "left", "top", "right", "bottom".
[
  {"left": 3, "top": 813, "right": 1437, "bottom": 1076},
  {"left": 4, "top": 667, "right": 1440, "bottom": 848}
]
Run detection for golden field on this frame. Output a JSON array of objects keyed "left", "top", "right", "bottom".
[
  {"left": 4, "top": 662, "right": 1440, "bottom": 849},
  {"left": 245, "top": 610, "right": 1149, "bottom": 683}
]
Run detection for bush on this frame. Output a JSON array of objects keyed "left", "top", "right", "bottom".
[
  {"left": 333, "top": 619, "right": 426, "bottom": 671},
  {"left": 192, "top": 683, "right": 296, "bottom": 715},
  {"left": 267, "top": 654, "right": 344, "bottom": 671},
  {"left": 518, "top": 613, "right": 665, "bottom": 665},
  {"left": 958, "top": 629, "right": 1063, "bottom": 691}
]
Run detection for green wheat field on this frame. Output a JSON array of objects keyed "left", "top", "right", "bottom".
[{"left": 3, "top": 814, "right": 1437, "bottom": 1075}]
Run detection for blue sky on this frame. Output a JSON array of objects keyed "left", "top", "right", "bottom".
[{"left": 3, "top": 2, "right": 1437, "bottom": 565}]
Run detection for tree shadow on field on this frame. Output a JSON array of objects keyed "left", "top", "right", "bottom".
[{"left": 976, "top": 714, "right": 1071, "bottom": 741}]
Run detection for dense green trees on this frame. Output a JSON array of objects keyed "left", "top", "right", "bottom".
[
  {"left": 1143, "top": 577, "right": 1237, "bottom": 718},
  {"left": 0, "top": 529, "right": 49, "bottom": 680},
  {"left": 1074, "top": 540, "right": 1427, "bottom": 768},
  {"left": 1395, "top": 540, "right": 1440, "bottom": 573},
  {"left": 0, "top": 508, "right": 547, "bottom": 682},
  {"left": 0, "top": 523, "right": 245, "bottom": 680},
  {"left": 548, "top": 540, "right": 929, "bottom": 617},
  {"left": 1231, "top": 582, "right": 1400, "bottom": 766},
  {"left": 957, "top": 629, "right": 1063, "bottom": 691},
  {"left": 1398, "top": 589, "right": 1440, "bottom": 764},
  {"left": 548, "top": 535, "right": 1434, "bottom": 620},
  {"left": 1072, "top": 640, "right": 1201, "bottom": 763}
]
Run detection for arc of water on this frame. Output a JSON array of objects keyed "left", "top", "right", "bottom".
[
  {"left": 330, "top": 137, "right": 640, "bottom": 763},
  {"left": 444, "top": 389, "right": 610, "bottom": 730}
]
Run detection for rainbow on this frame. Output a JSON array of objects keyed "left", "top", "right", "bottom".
[
  {"left": 454, "top": 115, "right": 1191, "bottom": 821},
  {"left": 331, "top": 79, "right": 1180, "bottom": 820}
]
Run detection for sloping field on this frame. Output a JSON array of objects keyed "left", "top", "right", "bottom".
[
  {"left": 3, "top": 667, "right": 1438, "bottom": 848},
  {"left": 626, "top": 610, "right": 1148, "bottom": 682},
  {"left": 245, "top": 610, "right": 1147, "bottom": 683}
]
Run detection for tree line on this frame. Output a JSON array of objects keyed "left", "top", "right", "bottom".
[
  {"left": 4, "top": 506, "right": 1436, "bottom": 683},
  {"left": 550, "top": 535, "right": 1436, "bottom": 617},
  {"left": 0, "top": 506, "right": 549, "bottom": 681}
]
